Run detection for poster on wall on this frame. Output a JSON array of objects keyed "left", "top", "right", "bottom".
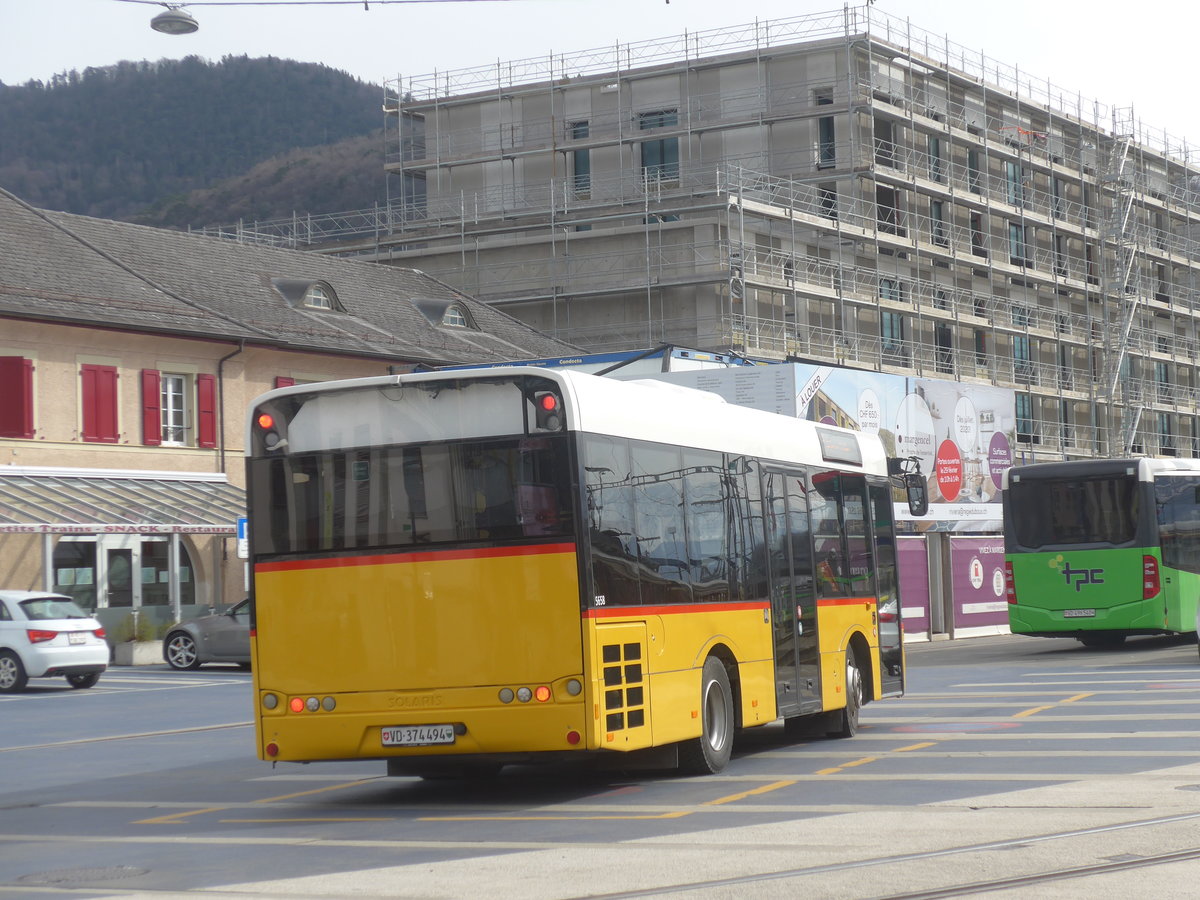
[{"left": 658, "top": 364, "right": 1016, "bottom": 532}]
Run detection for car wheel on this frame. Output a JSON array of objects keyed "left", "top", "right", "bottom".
[
  {"left": 164, "top": 632, "right": 201, "bottom": 670},
  {"left": 678, "top": 656, "right": 734, "bottom": 775},
  {"left": 67, "top": 672, "right": 100, "bottom": 689},
  {"left": 828, "top": 650, "right": 863, "bottom": 738},
  {"left": 0, "top": 650, "right": 28, "bottom": 693}
]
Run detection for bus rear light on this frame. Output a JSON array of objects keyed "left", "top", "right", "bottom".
[
  {"left": 565, "top": 679, "right": 582, "bottom": 696},
  {"left": 534, "top": 685, "right": 551, "bottom": 702},
  {"left": 265, "top": 742, "right": 279, "bottom": 757},
  {"left": 516, "top": 687, "right": 533, "bottom": 703},
  {"left": 305, "top": 697, "right": 320, "bottom": 712},
  {"left": 1143, "top": 556, "right": 1160, "bottom": 599},
  {"left": 289, "top": 697, "right": 305, "bottom": 713},
  {"left": 1005, "top": 561, "right": 1017, "bottom": 605},
  {"left": 566, "top": 731, "right": 581, "bottom": 745},
  {"left": 262, "top": 693, "right": 279, "bottom": 710},
  {"left": 498, "top": 688, "right": 515, "bottom": 703}
]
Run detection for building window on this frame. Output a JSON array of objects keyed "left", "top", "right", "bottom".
[
  {"left": 1013, "top": 334, "right": 1033, "bottom": 382},
  {"left": 141, "top": 369, "right": 216, "bottom": 447},
  {"left": 927, "top": 135, "right": 943, "bottom": 182},
  {"left": 930, "top": 199, "right": 947, "bottom": 246},
  {"left": 971, "top": 212, "right": 987, "bottom": 258},
  {"left": 442, "top": 304, "right": 468, "bottom": 327},
  {"left": 935, "top": 322, "right": 954, "bottom": 374},
  {"left": 1008, "top": 221, "right": 1030, "bottom": 265},
  {"left": 934, "top": 289, "right": 950, "bottom": 310},
  {"left": 1052, "top": 176, "right": 1066, "bottom": 218},
  {"left": 967, "top": 148, "right": 982, "bottom": 194},
  {"left": 1054, "top": 234, "right": 1068, "bottom": 277},
  {"left": 819, "top": 183, "right": 838, "bottom": 220},
  {"left": 975, "top": 329, "right": 988, "bottom": 367},
  {"left": 0, "top": 356, "right": 34, "bottom": 439},
  {"left": 1005, "top": 160, "right": 1023, "bottom": 206},
  {"left": 161, "top": 374, "right": 188, "bottom": 444},
  {"left": 569, "top": 120, "right": 590, "bottom": 196},
  {"left": 303, "top": 283, "right": 336, "bottom": 310},
  {"left": 881, "top": 310, "right": 906, "bottom": 362},
  {"left": 1016, "top": 393, "right": 1035, "bottom": 442},
  {"left": 639, "top": 110, "right": 679, "bottom": 182},
  {"left": 875, "top": 118, "right": 896, "bottom": 167},
  {"left": 1158, "top": 412, "right": 1175, "bottom": 455},
  {"left": 879, "top": 278, "right": 902, "bottom": 303},
  {"left": 81, "top": 363, "right": 119, "bottom": 444},
  {"left": 877, "top": 185, "right": 903, "bottom": 235}
]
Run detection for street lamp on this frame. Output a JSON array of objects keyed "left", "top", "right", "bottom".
[{"left": 150, "top": 6, "right": 199, "bottom": 34}]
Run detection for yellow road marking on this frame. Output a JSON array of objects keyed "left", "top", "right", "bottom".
[
  {"left": 704, "top": 779, "right": 796, "bottom": 805},
  {"left": 219, "top": 817, "right": 392, "bottom": 823},
  {"left": 1014, "top": 705, "right": 1056, "bottom": 718},
  {"left": 894, "top": 742, "right": 937, "bottom": 752},
  {"left": 136, "top": 778, "right": 380, "bottom": 825},
  {"left": 420, "top": 811, "right": 693, "bottom": 822},
  {"left": 1063, "top": 692, "right": 1095, "bottom": 703}
]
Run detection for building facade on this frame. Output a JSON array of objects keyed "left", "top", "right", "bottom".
[{"left": 216, "top": 5, "right": 1200, "bottom": 464}]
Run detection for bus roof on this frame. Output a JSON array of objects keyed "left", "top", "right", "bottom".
[
  {"left": 248, "top": 366, "right": 890, "bottom": 476},
  {"left": 1003, "top": 456, "right": 1200, "bottom": 488}
]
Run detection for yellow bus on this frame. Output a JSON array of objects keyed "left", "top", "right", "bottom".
[{"left": 246, "top": 367, "right": 925, "bottom": 776}]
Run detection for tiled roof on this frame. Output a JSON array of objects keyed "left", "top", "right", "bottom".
[{"left": 0, "top": 188, "right": 580, "bottom": 366}]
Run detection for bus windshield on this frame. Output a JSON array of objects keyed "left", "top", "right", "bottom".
[
  {"left": 1008, "top": 475, "right": 1139, "bottom": 549},
  {"left": 248, "top": 436, "right": 576, "bottom": 557}
]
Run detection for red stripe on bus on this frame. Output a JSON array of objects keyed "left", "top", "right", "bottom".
[
  {"left": 816, "top": 596, "right": 877, "bottom": 608},
  {"left": 256, "top": 542, "right": 577, "bottom": 573},
  {"left": 585, "top": 601, "right": 767, "bottom": 618}
]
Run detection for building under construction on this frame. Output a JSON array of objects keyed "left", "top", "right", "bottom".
[{"left": 214, "top": 5, "right": 1200, "bottom": 462}]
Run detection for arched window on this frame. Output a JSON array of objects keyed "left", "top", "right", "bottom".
[{"left": 442, "top": 304, "right": 468, "bottom": 327}]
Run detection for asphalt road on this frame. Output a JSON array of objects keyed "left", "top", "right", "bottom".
[{"left": 1, "top": 632, "right": 1198, "bottom": 898}]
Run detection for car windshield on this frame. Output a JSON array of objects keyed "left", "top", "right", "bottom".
[{"left": 19, "top": 596, "right": 90, "bottom": 621}]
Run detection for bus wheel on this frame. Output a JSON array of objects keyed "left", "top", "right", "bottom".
[
  {"left": 1077, "top": 634, "right": 1126, "bottom": 649},
  {"left": 828, "top": 651, "right": 862, "bottom": 739},
  {"left": 679, "top": 656, "right": 734, "bottom": 775}
]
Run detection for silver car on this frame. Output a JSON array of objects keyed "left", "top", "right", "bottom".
[
  {"left": 162, "top": 599, "right": 251, "bottom": 670},
  {"left": 0, "top": 591, "right": 108, "bottom": 692}
]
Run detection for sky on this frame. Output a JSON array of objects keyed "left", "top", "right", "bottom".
[{"left": 1, "top": 0, "right": 1196, "bottom": 152}]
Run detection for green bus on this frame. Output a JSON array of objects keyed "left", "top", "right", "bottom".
[{"left": 1002, "top": 458, "right": 1200, "bottom": 648}]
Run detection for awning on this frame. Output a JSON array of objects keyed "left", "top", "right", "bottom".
[{"left": 0, "top": 466, "right": 245, "bottom": 535}]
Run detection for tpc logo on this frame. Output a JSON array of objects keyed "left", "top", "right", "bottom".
[{"left": 1048, "top": 554, "right": 1104, "bottom": 592}]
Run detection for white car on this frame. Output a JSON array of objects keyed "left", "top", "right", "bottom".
[{"left": 0, "top": 591, "right": 109, "bottom": 692}]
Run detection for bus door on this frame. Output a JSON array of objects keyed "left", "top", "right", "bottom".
[
  {"left": 765, "top": 470, "right": 821, "bottom": 716},
  {"left": 870, "top": 482, "right": 904, "bottom": 696}
]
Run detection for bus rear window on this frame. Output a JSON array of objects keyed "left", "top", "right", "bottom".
[
  {"left": 248, "top": 436, "right": 575, "bottom": 556},
  {"left": 1009, "top": 476, "right": 1138, "bottom": 549}
]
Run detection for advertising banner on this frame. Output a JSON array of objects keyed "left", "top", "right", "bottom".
[{"left": 663, "top": 364, "right": 1015, "bottom": 532}]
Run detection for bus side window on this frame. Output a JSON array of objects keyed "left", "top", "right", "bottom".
[{"left": 584, "top": 435, "right": 641, "bottom": 606}]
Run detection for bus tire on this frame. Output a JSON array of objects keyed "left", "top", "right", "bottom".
[
  {"left": 827, "top": 650, "right": 862, "bottom": 739},
  {"left": 679, "top": 656, "right": 734, "bottom": 775}
]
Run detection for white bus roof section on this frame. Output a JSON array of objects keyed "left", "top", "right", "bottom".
[{"left": 248, "top": 366, "right": 888, "bottom": 475}]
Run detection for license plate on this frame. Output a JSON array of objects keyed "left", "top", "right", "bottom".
[
  {"left": 1063, "top": 609, "right": 1096, "bottom": 618},
  {"left": 68, "top": 632, "right": 86, "bottom": 644},
  {"left": 382, "top": 724, "right": 455, "bottom": 747}
]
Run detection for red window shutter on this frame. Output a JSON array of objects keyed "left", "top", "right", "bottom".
[
  {"left": 80, "top": 364, "right": 119, "bottom": 443},
  {"left": 0, "top": 357, "right": 34, "bottom": 439},
  {"left": 274, "top": 376, "right": 296, "bottom": 389},
  {"left": 196, "top": 373, "right": 217, "bottom": 448},
  {"left": 141, "top": 369, "right": 162, "bottom": 446}
]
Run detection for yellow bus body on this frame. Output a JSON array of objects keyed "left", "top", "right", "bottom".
[{"left": 253, "top": 542, "right": 879, "bottom": 764}]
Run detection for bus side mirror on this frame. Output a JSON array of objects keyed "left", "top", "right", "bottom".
[{"left": 905, "top": 474, "right": 928, "bottom": 517}]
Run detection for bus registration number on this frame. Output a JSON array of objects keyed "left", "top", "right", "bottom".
[
  {"left": 382, "top": 725, "right": 455, "bottom": 747},
  {"left": 1062, "top": 609, "right": 1096, "bottom": 618}
]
